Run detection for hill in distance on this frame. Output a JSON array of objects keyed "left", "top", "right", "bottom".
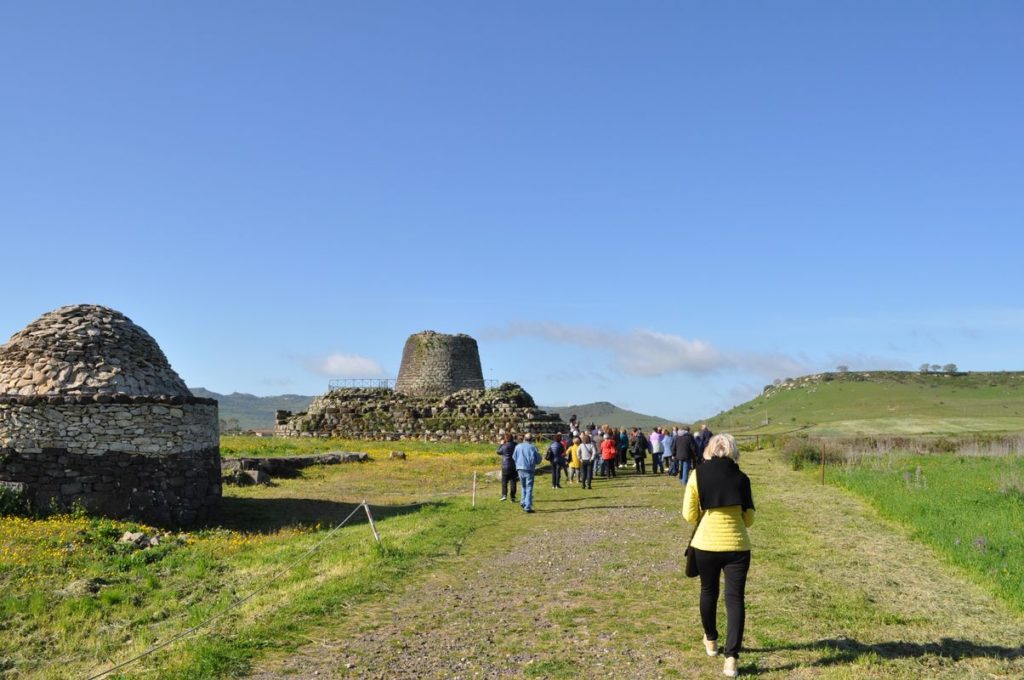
[
  {"left": 707, "top": 371, "right": 1024, "bottom": 436},
  {"left": 541, "top": 401, "right": 677, "bottom": 431},
  {"left": 189, "top": 388, "right": 314, "bottom": 431}
]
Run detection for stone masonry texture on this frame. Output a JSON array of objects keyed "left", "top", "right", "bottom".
[
  {"left": 395, "top": 331, "right": 485, "bottom": 397},
  {"left": 276, "top": 382, "right": 568, "bottom": 442},
  {"left": 0, "top": 304, "right": 220, "bottom": 525}
]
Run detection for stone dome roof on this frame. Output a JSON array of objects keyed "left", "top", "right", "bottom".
[{"left": 0, "top": 304, "right": 191, "bottom": 397}]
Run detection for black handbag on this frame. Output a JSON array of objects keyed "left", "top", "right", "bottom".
[{"left": 684, "top": 505, "right": 706, "bottom": 578}]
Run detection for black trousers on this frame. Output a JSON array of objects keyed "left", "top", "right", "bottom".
[
  {"left": 694, "top": 549, "right": 751, "bottom": 659},
  {"left": 551, "top": 463, "right": 562, "bottom": 487},
  {"left": 633, "top": 456, "right": 646, "bottom": 474},
  {"left": 500, "top": 470, "right": 518, "bottom": 499}
]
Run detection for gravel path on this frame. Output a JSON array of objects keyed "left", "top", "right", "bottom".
[{"left": 250, "top": 471, "right": 691, "bottom": 679}]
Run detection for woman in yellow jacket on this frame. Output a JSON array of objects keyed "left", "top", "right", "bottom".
[
  {"left": 683, "top": 434, "right": 754, "bottom": 678},
  {"left": 566, "top": 437, "right": 582, "bottom": 484}
]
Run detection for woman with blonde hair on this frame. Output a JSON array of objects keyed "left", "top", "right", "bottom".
[{"left": 682, "top": 434, "right": 754, "bottom": 678}]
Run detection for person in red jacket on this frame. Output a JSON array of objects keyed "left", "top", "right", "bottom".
[{"left": 600, "top": 433, "right": 618, "bottom": 478}]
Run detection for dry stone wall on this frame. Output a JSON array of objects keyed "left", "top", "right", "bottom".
[
  {"left": 276, "top": 383, "right": 567, "bottom": 442},
  {"left": 0, "top": 304, "right": 220, "bottom": 525},
  {"left": 395, "top": 331, "right": 484, "bottom": 397}
]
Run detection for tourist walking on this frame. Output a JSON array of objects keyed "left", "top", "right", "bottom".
[
  {"left": 650, "top": 427, "right": 665, "bottom": 474},
  {"left": 578, "top": 433, "right": 597, "bottom": 489},
  {"left": 513, "top": 433, "right": 542, "bottom": 513},
  {"left": 567, "top": 436, "right": 582, "bottom": 484},
  {"left": 673, "top": 425, "right": 699, "bottom": 483},
  {"left": 546, "top": 434, "right": 566, "bottom": 488},
  {"left": 496, "top": 434, "right": 518, "bottom": 502},
  {"left": 630, "top": 428, "right": 648, "bottom": 474},
  {"left": 682, "top": 434, "right": 755, "bottom": 678},
  {"left": 695, "top": 424, "right": 714, "bottom": 458},
  {"left": 600, "top": 433, "right": 618, "bottom": 477},
  {"left": 617, "top": 428, "right": 629, "bottom": 467},
  {"left": 662, "top": 427, "right": 676, "bottom": 475}
]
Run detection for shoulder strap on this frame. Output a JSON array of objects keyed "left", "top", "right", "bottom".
[{"left": 686, "top": 476, "right": 705, "bottom": 549}]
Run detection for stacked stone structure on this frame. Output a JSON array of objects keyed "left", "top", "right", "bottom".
[
  {"left": 395, "top": 331, "right": 484, "bottom": 396},
  {"left": 276, "top": 382, "right": 566, "bottom": 442},
  {"left": 278, "top": 330, "right": 566, "bottom": 442},
  {"left": 0, "top": 305, "right": 220, "bottom": 525}
]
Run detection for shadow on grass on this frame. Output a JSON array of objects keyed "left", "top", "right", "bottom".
[
  {"left": 210, "top": 497, "right": 441, "bottom": 534},
  {"left": 537, "top": 504, "right": 646, "bottom": 513},
  {"left": 747, "top": 637, "right": 1024, "bottom": 672}
]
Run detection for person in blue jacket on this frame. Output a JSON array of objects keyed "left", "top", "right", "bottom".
[
  {"left": 545, "top": 434, "right": 566, "bottom": 489},
  {"left": 512, "top": 433, "right": 542, "bottom": 513}
]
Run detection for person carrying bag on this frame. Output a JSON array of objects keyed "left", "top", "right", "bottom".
[{"left": 682, "top": 434, "right": 755, "bottom": 678}]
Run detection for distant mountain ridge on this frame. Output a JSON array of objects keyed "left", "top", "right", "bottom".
[
  {"left": 189, "top": 388, "right": 314, "bottom": 431},
  {"left": 541, "top": 401, "right": 674, "bottom": 430},
  {"left": 192, "top": 388, "right": 670, "bottom": 432}
]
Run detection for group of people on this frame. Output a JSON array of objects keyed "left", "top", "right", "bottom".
[
  {"left": 494, "top": 420, "right": 716, "bottom": 509},
  {"left": 495, "top": 420, "right": 754, "bottom": 678}
]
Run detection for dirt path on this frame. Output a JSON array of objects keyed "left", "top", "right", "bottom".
[{"left": 250, "top": 454, "right": 1024, "bottom": 679}]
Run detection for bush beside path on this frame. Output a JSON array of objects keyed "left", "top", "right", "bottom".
[{"left": 250, "top": 453, "right": 1024, "bottom": 679}]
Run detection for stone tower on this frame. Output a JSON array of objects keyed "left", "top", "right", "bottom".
[
  {"left": 394, "top": 331, "right": 485, "bottom": 397},
  {"left": 0, "top": 304, "right": 221, "bottom": 525}
]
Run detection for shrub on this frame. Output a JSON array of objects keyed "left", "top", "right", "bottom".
[
  {"left": 0, "top": 483, "right": 29, "bottom": 516},
  {"left": 779, "top": 436, "right": 848, "bottom": 470}
]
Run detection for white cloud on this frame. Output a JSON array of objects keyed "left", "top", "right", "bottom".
[
  {"left": 305, "top": 353, "right": 386, "bottom": 378},
  {"left": 482, "top": 321, "right": 810, "bottom": 379}
]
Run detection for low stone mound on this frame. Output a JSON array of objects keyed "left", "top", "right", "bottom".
[{"left": 275, "top": 382, "right": 566, "bottom": 442}]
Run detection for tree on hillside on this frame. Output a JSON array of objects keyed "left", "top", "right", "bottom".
[
  {"left": 919, "top": 363, "right": 931, "bottom": 373},
  {"left": 943, "top": 363, "right": 958, "bottom": 373},
  {"left": 930, "top": 364, "right": 942, "bottom": 373},
  {"left": 836, "top": 365, "right": 849, "bottom": 373}
]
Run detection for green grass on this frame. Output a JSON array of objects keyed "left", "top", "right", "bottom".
[
  {"left": 708, "top": 371, "right": 1024, "bottom": 436},
  {"left": 219, "top": 434, "right": 496, "bottom": 458},
  {"left": 825, "top": 452, "right": 1024, "bottom": 612},
  {"left": 0, "top": 439, "right": 505, "bottom": 679}
]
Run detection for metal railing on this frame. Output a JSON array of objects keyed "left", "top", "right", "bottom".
[
  {"left": 328, "top": 378, "right": 397, "bottom": 389},
  {"left": 327, "top": 378, "right": 502, "bottom": 391}
]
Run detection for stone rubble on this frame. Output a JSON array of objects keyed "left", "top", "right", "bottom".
[{"left": 276, "top": 382, "right": 567, "bottom": 442}]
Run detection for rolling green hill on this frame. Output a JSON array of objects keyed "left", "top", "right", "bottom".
[
  {"left": 541, "top": 401, "right": 674, "bottom": 430},
  {"left": 707, "top": 371, "right": 1024, "bottom": 436}
]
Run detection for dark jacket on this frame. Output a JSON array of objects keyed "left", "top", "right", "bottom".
[
  {"left": 497, "top": 440, "right": 517, "bottom": 473},
  {"left": 545, "top": 440, "right": 566, "bottom": 464},
  {"left": 672, "top": 432, "right": 698, "bottom": 467},
  {"left": 695, "top": 428, "right": 713, "bottom": 456},
  {"left": 629, "top": 433, "right": 649, "bottom": 458}
]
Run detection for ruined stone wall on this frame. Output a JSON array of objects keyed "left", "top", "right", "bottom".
[
  {"left": 395, "top": 331, "right": 484, "bottom": 397},
  {"left": 276, "top": 383, "right": 567, "bottom": 442},
  {"left": 0, "top": 395, "right": 220, "bottom": 525}
]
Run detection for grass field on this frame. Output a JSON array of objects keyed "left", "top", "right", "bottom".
[
  {"left": 708, "top": 371, "right": 1024, "bottom": 436},
  {"left": 822, "top": 451, "right": 1024, "bottom": 612},
  {"left": 3, "top": 435, "right": 1024, "bottom": 678},
  {"left": 0, "top": 440, "right": 504, "bottom": 679}
]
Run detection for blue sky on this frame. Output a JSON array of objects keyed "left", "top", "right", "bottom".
[{"left": 1, "top": 2, "right": 1021, "bottom": 420}]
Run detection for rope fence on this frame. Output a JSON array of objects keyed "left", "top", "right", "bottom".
[
  {"left": 86, "top": 501, "right": 376, "bottom": 679},
  {"left": 82, "top": 474, "right": 486, "bottom": 679}
]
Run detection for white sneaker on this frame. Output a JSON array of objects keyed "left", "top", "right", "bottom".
[
  {"left": 703, "top": 635, "right": 718, "bottom": 657},
  {"left": 723, "top": 656, "right": 738, "bottom": 677}
]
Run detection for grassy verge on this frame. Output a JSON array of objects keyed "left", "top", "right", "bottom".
[
  {"left": 823, "top": 452, "right": 1024, "bottom": 612},
  {"left": 0, "top": 440, "right": 506, "bottom": 679},
  {"left": 220, "top": 434, "right": 501, "bottom": 458}
]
